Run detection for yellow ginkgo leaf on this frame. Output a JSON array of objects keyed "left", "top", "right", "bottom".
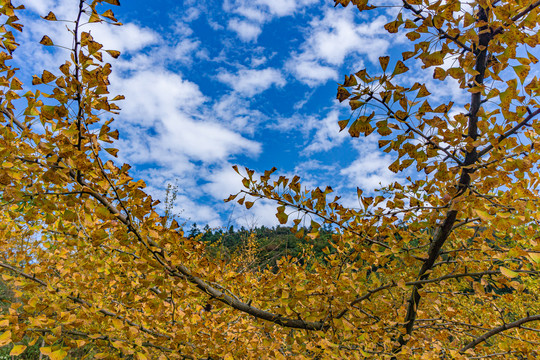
[
  {"left": 0, "top": 330, "right": 11, "bottom": 346},
  {"left": 500, "top": 266, "right": 519, "bottom": 278},
  {"left": 391, "top": 61, "right": 409, "bottom": 77},
  {"left": 528, "top": 252, "right": 540, "bottom": 264},
  {"left": 10, "top": 345, "right": 26, "bottom": 356},
  {"left": 39, "top": 35, "right": 53, "bottom": 46}
]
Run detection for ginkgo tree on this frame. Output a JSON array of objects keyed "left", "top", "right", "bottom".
[{"left": 1, "top": 0, "right": 540, "bottom": 359}]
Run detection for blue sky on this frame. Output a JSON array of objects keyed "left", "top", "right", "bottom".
[{"left": 18, "top": 0, "right": 443, "bottom": 228}]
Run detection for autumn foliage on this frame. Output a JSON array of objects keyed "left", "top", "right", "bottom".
[{"left": 1, "top": 0, "right": 540, "bottom": 359}]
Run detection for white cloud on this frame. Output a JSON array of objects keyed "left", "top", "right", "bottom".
[
  {"left": 111, "top": 70, "right": 261, "bottom": 163},
  {"left": 257, "top": 0, "right": 300, "bottom": 16},
  {"left": 217, "top": 68, "right": 286, "bottom": 96},
  {"left": 183, "top": 6, "right": 202, "bottom": 22},
  {"left": 228, "top": 19, "right": 262, "bottom": 42},
  {"left": 24, "top": 0, "right": 54, "bottom": 15},
  {"left": 225, "top": 0, "right": 320, "bottom": 18},
  {"left": 171, "top": 194, "right": 222, "bottom": 228},
  {"left": 303, "top": 110, "right": 348, "bottom": 154},
  {"left": 288, "top": 60, "right": 338, "bottom": 86},
  {"left": 171, "top": 39, "right": 200, "bottom": 62},
  {"left": 340, "top": 137, "right": 398, "bottom": 191},
  {"left": 167, "top": 117, "right": 260, "bottom": 162},
  {"left": 244, "top": 199, "right": 288, "bottom": 227},
  {"left": 287, "top": 7, "right": 390, "bottom": 85},
  {"left": 203, "top": 166, "right": 246, "bottom": 201},
  {"left": 223, "top": 0, "right": 321, "bottom": 41},
  {"left": 107, "top": 67, "right": 263, "bottom": 227},
  {"left": 113, "top": 70, "right": 204, "bottom": 122},
  {"left": 293, "top": 89, "right": 315, "bottom": 110},
  {"left": 89, "top": 23, "right": 158, "bottom": 53},
  {"left": 234, "top": 7, "right": 267, "bottom": 22},
  {"left": 250, "top": 55, "right": 268, "bottom": 67},
  {"left": 271, "top": 109, "right": 349, "bottom": 154},
  {"left": 212, "top": 94, "right": 266, "bottom": 134}
]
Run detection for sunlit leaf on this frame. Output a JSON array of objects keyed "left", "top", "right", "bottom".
[
  {"left": 500, "top": 267, "right": 519, "bottom": 278},
  {"left": 336, "top": 86, "right": 351, "bottom": 102},
  {"left": 0, "top": 331, "right": 11, "bottom": 346},
  {"left": 39, "top": 35, "right": 53, "bottom": 46},
  {"left": 106, "top": 49, "right": 121, "bottom": 58},
  {"left": 105, "top": 147, "right": 119, "bottom": 157},
  {"left": 42, "top": 11, "right": 57, "bottom": 21},
  {"left": 41, "top": 70, "right": 56, "bottom": 83},
  {"left": 102, "top": 9, "right": 118, "bottom": 22},
  {"left": 529, "top": 252, "right": 540, "bottom": 264},
  {"left": 338, "top": 119, "right": 349, "bottom": 131},
  {"left": 10, "top": 345, "right": 26, "bottom": 356},
  {"left": 379, "top": 56, "right": 390, "bottom": 72},
  {"left": 391, "top": 61, "right": 409, "bottom": 77},
  {"left": 513, "top": 64, "right": 530, "bottom": 84}
]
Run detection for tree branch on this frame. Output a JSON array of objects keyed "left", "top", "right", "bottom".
[
  {"left": 335, "top": 268, "right": 540, "bottom": 320},
  {"left": 1, "top": 112, "right": 328, "bottom": 332},
  {"left": 401, "top": 0, "right": 473, "bottom": 53},
  {"left": 477, "top": 108, "right": 540, "bottom": 158},
  {"left": 395, "top": 4, "right": 492, "bottom": 351},
  {"left": 461, "top": 314, "right": 540, "bottom": 352},
  {"left": 492, "top": 0, "right": 540, "bottom": 36}
]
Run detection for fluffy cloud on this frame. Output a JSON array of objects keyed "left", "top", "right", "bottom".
[
  {"left": 111, "top": 70, "right": 261, "bottom": 163},
  {"left": 287, "top": 7, "right": 390, "bottom": 85},
  {"left": 169, "top": 38, "right": 203, "bottom": 64},
  {"left": 89, "top": 23, "right": 159, "bottom": 53},
  {"left": 106, "top": 66, "right": 263, "bottom": 227},
  {"left": 290, "top": 61, "right": 338, "bottom": 87},
  {"left": 228, "top": 19, "right": 262, "bottom": 42},
  {"left": 302, "top": 110, "right": 347, "bottom": 154},
  {"left": 224, "top": 0, "right": 321, "bottom": 41},
  {"left": 340, "top": 137, "right": 399, "bottom": 191},
  {"left": 212, "top": 94, "right": 266, "bottom": 134},
  {"left": 24, "top": 0, "right": 55, "bottom": 15},
  {"left": 225, "top": 0, "right": 320, "bottom": 18},
  {"left": 217, "top": 68, "right": 286, "bottom": 96},
  {"left": 203, "top": 166, "right": 247, "bottom": 201},
  {"left": 257, "top": 0, "right": 307, "bottom": 16}
]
